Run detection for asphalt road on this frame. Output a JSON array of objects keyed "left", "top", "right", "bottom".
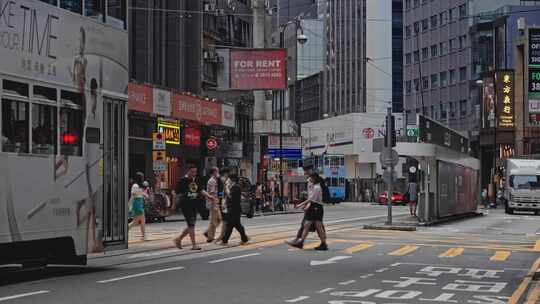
[{"left": 0, "top": 204, "right": 539, "bottom": 304}]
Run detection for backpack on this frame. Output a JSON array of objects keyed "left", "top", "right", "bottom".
[{"left": 320, "top": 180, "right": 331, "bottom": 204}]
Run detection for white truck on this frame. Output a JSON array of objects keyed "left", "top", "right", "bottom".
[{"left": 504, "top": 159, "right": 540, "bottom": 215}]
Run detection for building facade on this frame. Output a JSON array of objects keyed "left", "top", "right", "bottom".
[
  {"left": 402, "top": 0, "right": 538, "bottom": 133},
  {"left": 323, "top": 0, "right": 367, "bottom": 116}
]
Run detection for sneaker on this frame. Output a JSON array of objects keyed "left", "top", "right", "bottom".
[
  {"left": 203, "top": 231, "right": 209, "bottom": 238},
  {"left": 240, "top": 237, "right": 249, "bottom": 245},
  {"left": 219, "top": 241, "right": 229, "bottom": 246},
  {"left": 206, "top": 238, "right": 214, "bottom": 243},
  {"left": 286, "top": 240, "right": 303, "bottom": 249},
  {"left": 191, "top": 246, "right": 202, "bottom": 251},
  {"left": 314, "top": 243, "right": 328, "bottom": 251},
  {"left": 173, "top": 238, "right": 183, "bottom": 249}
]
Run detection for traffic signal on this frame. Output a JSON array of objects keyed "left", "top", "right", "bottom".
[{"left": 385, "top": 115, "right": 396, "bottom": 147}]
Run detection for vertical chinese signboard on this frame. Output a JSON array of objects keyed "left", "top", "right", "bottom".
[
  {"left": 495, "top": 70, "right": 514, "bottom": 129},
  {"left": 529, "top": 28, "right": 540, "bottom": 125}
]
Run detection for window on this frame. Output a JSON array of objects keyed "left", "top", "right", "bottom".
[
  {"left": 449, "top": 38, "right": 457, "bottom": 51},
  {"left": 107, "top": 0, "right": 126, "bottom": 29},
  {"left": 459, "top": 35, "right": 467, "bottom": 49},
  {"left": 405, "top": 53, "right": 412, "bottom": 65},
  {"left": 422, "top": 47, "right": 429, "bottom": 60},
  {"left": 431, "top": 74, "right": 439, "bottom": 88},
  {"left": 3, "top": 79, "right": 29, "bottom": 97},
  {"left": 449, "top": 8, "right": 458, "bottom": 22},
  {"left": 459, "top": 67, "right": 467, "bottom": 81},
  {"left": 39, "top": 0, "right": 58, "bottom": 5},
  {"left": 85, "top": 0, "right": 104, "bottom": 22},
  {"left": 405, "top": 81, "right": 412, "bottom": 94},
  {"left": 430, "top": 105, "right": 435, "bottom": 118},
  {"left": 440, "top": 103, "right": 447, "bottom": 119},
  {"left": 413, "top": 51, "right": 420, "bottom": 63},
  {"left": 440, "top": 71, "right": 448, "bottom": 87},
  {"left": 460, "top": 100, "right": 467, "bottom": 117},
  {"left": 459, "top": 4, "right": 467, "bottom": 18},
  {"left": 32, "top": 104, "right": 57, "bottom": 155},
  {"left": 405, "top": 26, "right": 412, "bottom": 38},
  {"left": 2, "top": 99, "right": 29, "bottom": 153},
  {"left": 413, "top": 0, "right": 419, "bottom": 7},
  {"left": 449, "top": 69, "right": 456, "bottom": 85},
  {"left": 61, "top": 0, "right": 82, "bottom": 14},
  {"left": 414, "top": 79, "right": 420, "bottom": 92},
  {"left": 33, "top": 85, "right": 57, "bottom": 102},
  {"left": 430, "top": 15, "right": 438, "bottom": 28},
  {"left": 440, "top": 11, "right": 447, "bottom": 26},
  {"left": 439, "top": 42, "right": 447, "bottom": 55},
  {"left": 60, "top": 91, "right": 83, "bottom": 156},
  {"left": 449, "top": 102, "right": 455, "bottom": 118},
  {"left": 413, "top": 22, "right": 420, "bottom": 34},
  {"left": 431, "top": 44, "right": 438, "bottom": 57},
  {"left": 422, "top": 76, "right": 429, "bottom": 90},
  {"left": 405, "top": 0, "right": 411, "bottom": 10},
  {"left": 422, "top": 19, "right": 429, "bottom": 31}
]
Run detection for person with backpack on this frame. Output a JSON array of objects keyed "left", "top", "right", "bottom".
[{"left": 287, "top": 171, "right": 328, "bottom": 250}]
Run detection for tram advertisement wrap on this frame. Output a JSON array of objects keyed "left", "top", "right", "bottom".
[
  {"left": 0, "top": 0, "right": 128, "bottom": 257},
  {"left": 0, "top": 0, "right": 128, "bottom": 94}
]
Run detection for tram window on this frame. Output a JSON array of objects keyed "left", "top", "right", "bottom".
[
  {"left": 39, "top": 0, "right": 58, "bottom": 5},
  {"left": 324, "top": 157, "right": 330, "bottom": 166},
  {"left": 339, "top": 178, "right": 345, "bottom": 187},
  {"left": 340, "top": 157, "right": 344, "bottom": 166},
  {"left": 32, "top": 104, "right": 57, "bottom": 155},
  {"left": 331, "top": 157, "right": 338, "bottom": 166},
  {"left": 61, "top": 90, "right": 83, "bottom": 108},
  {"left": 85, "top": 0, "right": 104, "bottom": 22},
  {"left": 3, "top": 80, "right": 29, "bottom": 97},
  {"left": 33, "top": 86, "right": 57, "bottom": 102},
  {"left": 60, "top": 108, "right": 83, "bottom": 156},
  {"left": 61, "top": 0, "right": 82, "bottom": 14},
  {"left": 107, "top": 0, "right": 126, "bottom": 29},
  {"left": 2, "top": 99, "right": 29, "bottom": 153}
]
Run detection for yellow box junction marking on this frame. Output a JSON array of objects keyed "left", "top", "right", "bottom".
[
  {"left": 388, "top": 245, "right": 418, "bottom": 256},
  {"left": 343, "top": 243, "right": 373, "bottom": 254},
  {"left": 490, "top": 251, "right": 511, "bottom": 261},
  {"left": 439, "top": 247, "right": 464, "bottom": 258}
]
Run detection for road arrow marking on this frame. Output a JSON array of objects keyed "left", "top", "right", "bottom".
[{"left": 310, "top": 255, "right": 352, "bottom": 266}]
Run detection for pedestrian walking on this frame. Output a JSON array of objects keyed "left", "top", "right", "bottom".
[
  {"left": 215, "top": 168, "right": 231, "bottom": 243},
  {"left": 255, "top": 183, "right": 263, "bottom": 213},
  {"left": 406, "top": 181, "right": 419, "bottom": 217},
  {"left": 287, "top": 171, "right": 327, "bottom": 250},
  {"left": 174, "top": 164, "right": 214, "bottom": 250},
  {"left": 204, "top": 167, "right": 221, "bottom": 242},
  {"left": 220, "top": 174, "right": 249, "bottom": 245},
  {"left": 128, "top": 173, "right": 148, "bottom": 241}
]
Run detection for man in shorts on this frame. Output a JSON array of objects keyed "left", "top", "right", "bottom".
[{"left": 174, "top": 164, "right": 214, "bottom": 250}]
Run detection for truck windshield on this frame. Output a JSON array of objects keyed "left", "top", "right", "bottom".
[{"left": 509, "top": 175, "right": 540, "bottom": 190}]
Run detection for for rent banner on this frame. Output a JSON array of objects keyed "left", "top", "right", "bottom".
[{"left": 230, "top": 49, "right": 287, "bottom": 90}]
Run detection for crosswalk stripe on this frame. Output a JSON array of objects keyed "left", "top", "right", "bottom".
[
  {"left": 534, "top": 240, "right": 540, "bottom": 252},
  {"left": 243, "top": 238, "right": 288, "bottom": 249},
  {"left": 439, "top": 247, "right": 464, "bottom": 258},
  {"left": 343, "top": 243, "right": 373, "bottom": 254},
  {"left": 388, "top": 245, "right": 418, "bottom": 256},
  {"left": 490, "top": 251, "right": 511, "bottom": 261}
]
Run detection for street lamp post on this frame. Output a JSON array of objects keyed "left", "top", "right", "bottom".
[{"left": 277, "top": 18, "right": 307, "bottom": 207}]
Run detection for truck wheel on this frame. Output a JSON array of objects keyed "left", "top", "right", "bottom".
[
  {"left": 535, "top": 211, "right": 540, "bottom": 216},
  {"left": 505, "top": 207, "right": 514, "bottom": 215}
]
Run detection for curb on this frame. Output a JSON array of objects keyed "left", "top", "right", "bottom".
[
  {"left": 363, "top": 224, "right": 417, "bottom": 232},
  {"left": 418, "top": 212, "right": 483, "bottom": 226},
  {"left": 509, "top": 256, "right": 540, "bottom": 304}
]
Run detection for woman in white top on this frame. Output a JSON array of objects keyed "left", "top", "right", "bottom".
[{"left": 288, "top": 172, "right": 327, "bottom": 250}]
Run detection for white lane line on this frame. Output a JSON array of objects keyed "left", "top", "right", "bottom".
[
  {"left": 285, "top": 296, "right": 310, "bottom": 303},
  {"left": 390, "top": 263, "right": 401, "bottom": 267},
  {"left": 0, "top": 290, "right": 50, "bottom": 302},
  {"left": 360, "top": 274, "right": 374, "bottom": 279},
  {"left": 208, "top": 253, "right": 261, "bottom": 264},
  {"left": 376, "top": 268, "right": 388, "bottom": 273},
  {"left": 318, "top": 288, "right": 336, "bottom": 293},
  {"left": 97, "top": 266, "right": 185, "bottom": 283},
  {"left": 339, "top": 280, "right": 356, "bottom": 285}
]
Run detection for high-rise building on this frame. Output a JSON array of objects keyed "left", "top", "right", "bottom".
[
  {"left": 323, "top": 0, "right": 367, "bottom": 116},
  {"left": 402, "top": 0, "right": 536, "bottom": 133}
]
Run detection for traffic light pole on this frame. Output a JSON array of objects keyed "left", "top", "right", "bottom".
[{"left": 386, "top": 107, "right": 393, "bottom": 226}]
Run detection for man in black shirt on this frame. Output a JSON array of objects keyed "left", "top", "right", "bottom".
[
  {"left": 174, "top": 164, "right": 214, "bottom": 250},
  {"left": 220, "top": 174, "right": 249, "bottom": 245}
]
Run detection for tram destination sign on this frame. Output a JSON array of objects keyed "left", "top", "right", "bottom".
[{"left": 418, "top": 115, "right": 469, "bottom": 154}]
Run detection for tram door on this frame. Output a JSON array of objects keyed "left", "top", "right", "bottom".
[{"left": 102, "top": 97, "right": 127, "bottom": 247}]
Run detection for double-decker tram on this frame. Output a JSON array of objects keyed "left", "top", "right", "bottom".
[{"left": 0, "top": 0, "right": 128, "bottom": 267}]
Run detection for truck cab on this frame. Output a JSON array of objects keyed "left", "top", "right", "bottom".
[{"left": 504, "top": 159, "right": 540, "bottom": 215}]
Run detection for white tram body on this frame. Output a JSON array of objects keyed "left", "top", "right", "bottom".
[{"left": 0, "top": 0, "right": 128, "bottom": 266}]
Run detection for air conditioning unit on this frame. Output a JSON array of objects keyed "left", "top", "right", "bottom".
[
  {"left": 215, "top": 8, "right": 225, "bottom": 16},
  {"left": 203, "top": 50, "right": 210, "bottom": 59},
  {"left": 204, "top": 3, "right": 216, "bottom": 12}
]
